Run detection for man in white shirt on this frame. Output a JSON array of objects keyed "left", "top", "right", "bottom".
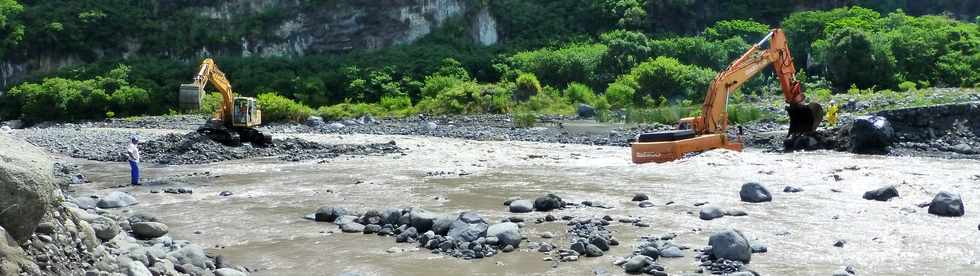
[{"left": 127, "top": 135, "right": 141, "bottom": 185}]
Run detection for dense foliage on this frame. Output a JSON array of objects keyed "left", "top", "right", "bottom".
[{"left": 2, "top": 1, "right": 979, "bottom": 123}]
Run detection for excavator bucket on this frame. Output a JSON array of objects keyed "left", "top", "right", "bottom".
[
  {"left": 786, "top": 102, "right": 825, "bottom": 137},
  {"left": 179, "top": 84, "right": 203, "bottom": 111}
]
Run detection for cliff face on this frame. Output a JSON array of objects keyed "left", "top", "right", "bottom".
[{"left": 1, "top": 0, "right": 499, "bottom": 87}]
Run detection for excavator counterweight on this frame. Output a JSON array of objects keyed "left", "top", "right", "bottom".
[{"left": 631, "top": 28, "right": 823, "bottom": 164}]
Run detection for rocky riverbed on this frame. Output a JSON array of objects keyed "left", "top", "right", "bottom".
[{"left": 2, "top": 107, "right": 979, "bottom": 276}]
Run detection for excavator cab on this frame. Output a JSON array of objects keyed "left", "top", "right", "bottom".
[{"left": 231, "top": 97, "right": 262, "bottom": 127}]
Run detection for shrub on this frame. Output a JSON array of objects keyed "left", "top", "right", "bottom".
[
  {"left": 609, "top": 56, "right": 715, "bottom": 105},
  {"left": 898, "top": 81, "right": 917, "bottom": 91},
  {"left": 727, "top": 104, "right": 769, "bottom": 124},
  {"left": 507, "top": 43, "right": 607, "bottom": 88},
  {"left": 564, "top": 82, "right": 597, "bottom": 105},
  {"left": 317, "top": 102, "right": 387, "bottom": 120},
  {"left": 514, "top": 73, "right": 542, "bottom": 101},
  {"left": 512, "top": 112, "right": 537, "bottom": 128},
  {"left": 198, "top": 92, "right": 224, "bottom": 115},
  {"left": 256, "top": 92, "right": 314, "bottom": 122},
  {"left": 704, "top": 20, "right": 770, "bottom": 42},
  {"left": 6, "top": 64, "right": 146, "bottom": 122},
  {"left": 604, "top": 81, "right": 635, "bottom": 109},
  {"left": 522, "top": 86, "right": 575, "bottom": 115}
]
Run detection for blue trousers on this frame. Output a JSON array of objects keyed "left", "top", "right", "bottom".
[{"left": 129, "top": 160, "right": 140, "bottom": 185}]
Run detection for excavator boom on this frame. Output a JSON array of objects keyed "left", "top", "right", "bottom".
[{"left": 631, "top": 28, "right": 824, "bottom": 164}]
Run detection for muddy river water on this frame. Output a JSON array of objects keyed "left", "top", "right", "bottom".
[{"left": 69, "top": 133, "right": 980, "bottom": 275}]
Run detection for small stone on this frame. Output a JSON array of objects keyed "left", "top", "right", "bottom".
[
  {"left": 638, "top": 201, "right": 654, "bottom": 208},
  {"left": 502, "top": 245, "right": 515, "bottom": 253},
  {"left": 544, "top": 215, "right": 556, "bottom": 222},
  {"left": 584, "top": 244, "right": 603, "bottom": 257},
  {"left": 739, "top": 182, "right": 772, "bottom": 203},
  {"left": 219, "top": 191, "right": 233, "bottom": 196},
  {"left": 623, "top": 255, "right": 652, "bottom": 273},
  {"left": 509, "top": 200, "right": 534, "bottom": 213},
  {"left": 750, "top": 242, "right": 768, "bottom": 253},
  {"left": 659, "top": 246, "right": 684, "bottom": 258},
  {"left": 783, "top": 186, "right": 803, "bottom": 193},
  {"left": 699, "top": 206, "right": 725, "bottom": 220},
  {"left": 561, "top": 255, "right": 578, "bottom": 262},
  {"left": 540, "top": 232, "right": 554, "bottom": 239},
  {"left": 386, "top": 247, "right": 401, "bottom": 254},
  {"left": 833, "top": 240, "right": 846, "bottom": 247},
  {"left": 341, "top": 223, "right": 365, "bottom": 233},
  {"left": 863, "top": 186, "right": 899, "bottom": 201},
  {"left": 724, "top": 209, "right": 748, "bottom": 217},
  {"left": 631, "top": 193, "right": 649, "bottom": 201}
]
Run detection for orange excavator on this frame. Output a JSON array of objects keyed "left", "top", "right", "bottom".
[{"left": 631, "top": 28, "right": 824, "bottom": 163}]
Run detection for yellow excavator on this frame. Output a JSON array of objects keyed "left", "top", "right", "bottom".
[
  {"left": 631, "top": 29, "right": 824, "bottom": 163},
  {"left": 179, "top": 58, "right": 272, "bottom": 146}
]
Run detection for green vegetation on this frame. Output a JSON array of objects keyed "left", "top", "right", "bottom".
[{"left": 2, "top": 2, "right": 979, "bottom": 125}]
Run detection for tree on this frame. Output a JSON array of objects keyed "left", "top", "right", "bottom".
[
  {"left": 824, "top": 28, "right": 898, "bottom": 89},
  {"left": 599, "top": 30, "right": 652, "bottom": 78},
  {"left": 0, "top": 0, "right": 24, "bottom": 56},
  {"left": 608, "top": 57, "right": 715, "bottom": 105},
  {"left": 704, "top": 20, "right": 770, "bottom": 42}
]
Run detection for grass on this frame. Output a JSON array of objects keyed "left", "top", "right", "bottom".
[{"left": 512, "top": 112, "right": 538, "bottom": 128}]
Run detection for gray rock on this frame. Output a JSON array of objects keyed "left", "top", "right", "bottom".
[
  {"left": 750, "top": 242, "right": 768, "bottom": 253},
  {"left": 341, "top": 223, "right": 365, "bottom": 233},
  {"left": 214, "top": 268, "right": 247, "bottom": 276},
  {"left": 359, "top": 210, "right": 383, "bottom": 225},
  {"left": 577, "top": 104, "right": 596, "bottom": 118},
  {"left": 509, "top": 200, "right": 534, "bottom": 213},
  {"left": 570, "top": 240, "right": 588, "bottom": 255},
  {"left": 432, "top": 213, "right": 456, "bottom": 235},
  {"left": 501, "top": 244, "right": 515, "bottom": 252},
  {"left": 133, "top": 222, "right": 169, "bottom": 239},
  {"left": 699, "top": 206, "right": 725, "bottom": 220},
  {"left": 382, "top": 208, "right": 402, "bottom": 226},
  {"left": 847, "top": 116, "right": 894, "bottom": 153},
  {"left": 73, "top": 197, "right": 99, "bottom": 210},
  {"left": 0, "top": 136, "right": 56, "bottom": 243},
  {"left": 409, "top": 208, "right": 439, "bottom": 233},
  {"left": 333, "top": 215, "right": 357, "bottom": 226},
  {"left": 125, "top": 261, "right": 153, "bottom": 276},
  {"left": 739, "top": 182, "right": 772, "bottom": 203},
  {"left": 724, "top": 209, "right": 748, "bottom": 216},
  {"left": 623, "top": 255, "right": 652, "bottom": 273},
  {"left": 863, "top": 186, "right": 899, "bottom": 201},
  {"left": 314, "top": 207, "right": 348, "bottom": 222},
  {"left": 783, "top": 186, "right": 803, "bottom": 193},
  {"left": 631, "top": 193, "right": 649, "bottom": 201},
  {"left": 638, "top": 201, "right": 654, "bottom": 208},
  {"left": 328, "top": 122, "right": 345, "bottom": 129},
  {"left": 503, "top": 196, "right": 521, "bottom": 206},
  {"left": 589, "top": 235, "right": 610, "bottom": 251},
  {"left": 305, "top": 116, "right": 324, "bottom": 127},
  {"left": 447, "top": 212, "right": 489, "bottom": 242},
  {"left": 168, "top": 244, "right": 208, "bottom": 268},
  {"left": 395, "top": 227, "right": 418, "bottom": 243},
  {"left": 584, "top": 244, "right": 604, "bottom": 257},
  {"left": 487, "top": 222, "right": 521, "bottom": 248},
  {"left": 928, "top": 191, "right": 965, "bottom": 217},
  {"left": 1, "top": 226, "right": 41, "bottom": 274},
  {"left": 708, "top": 229, "right": 752, "bottom": 263},
  {"left": 533, "top": 194, "right": 564, "bottom": 211},
  {"left": 659, "top": 246, "right": 684, "bottom": 258},
  {"left": 639, "top": 246, "right": 659, "bottom": 259},
  {"left": 91, "top": 216, "right": 121, "bottom": 241},
  {"left": 363, "top": 224, "right": 382, "bottom": 234},
  {"left": 97, "top": 191, "right": 138, "bottom": 208}
]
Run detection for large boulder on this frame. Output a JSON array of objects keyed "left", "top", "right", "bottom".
[
  {"left": 168, "top": 244, "right": 208, "bottom": 269},
  {"left": 739, "top": 182, "right": 772, "bottom": 203},
  {"left": 708, "top": 229, "right": 752, "bottom": 263},
  {"left": 447, "top": 212, "right": 489, "bottom": 242},
  {"left": 509, "top": 199, "right": 533, "bottom": 213},
  {"left": 381, "top": 208, "right": 403, "bottom": 226},
  {"left": 409, "top": 208, "right": 439, "bottom": 233},
  {"left": 487, "top": 222, "right": 521, "bottom": 248},
  {"left": 533, "top": 194, "right": 564, "bottom": 211},
  {"left": 0, "top": 135, "right": 56, "bottom": 243},
  {"left": 846, "top": 116, "right": 894, "bottom": 154},
  {"left": 699, "top": 206, "right": 725, "bottom": 220},
  {"left": 359, "top": 210, "right": 383, "bottom": 225},
  {"left": 91, "top": 216, "right": 121, "bottom": 241},
  {"left": 97, "top": 191, "right": 138, "bottom": 208},
  {"left": 577, "top": 104, "right": 596, "bottom": 118},
  {"left": 0, "top": 226, "right": 41, "bottom": 275},
  {"left": 623, "top": 255, "right": 653, "bottom": 274},
  {"left": 863, "top": 186, "right": 899, "bottom": 201},
  {"left": 432, "top": 213, "right": 456, "bottom": 235},
  {"left": 314, "top": 206, "right": 349, "bottom": 222},
  {"left": 928, "top": 191, "right": 965, "bottom": 217}
]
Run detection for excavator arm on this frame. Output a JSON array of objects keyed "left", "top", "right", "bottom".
[
  {"left": 188, "top": 58, "right": 236, "bottom": 123},
  {"left": 692, "top": 29, "right": 823, "bottom": 137}
]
